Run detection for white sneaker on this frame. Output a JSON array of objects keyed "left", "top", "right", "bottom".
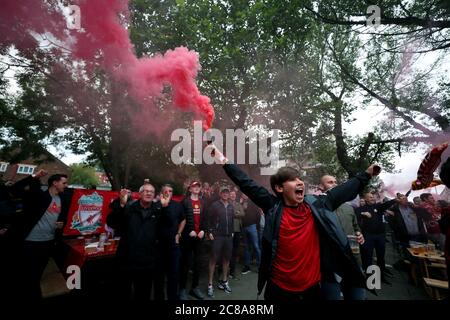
[
  {"left": 218, "top": 280, "right": 232, "bottom": 294},
  {"left": 207, "top": 285, "right": 214, "bottom": 298}
]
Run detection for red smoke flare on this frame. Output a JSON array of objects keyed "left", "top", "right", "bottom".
[{"left": 1, "top": 0, "right": 214, "bottom": 129}]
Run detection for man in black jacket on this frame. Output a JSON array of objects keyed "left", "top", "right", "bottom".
[
  {"left": 0, "top": 180, "right": 27, "bottom": 301},
  {"left": 389, "top": 194, "right": 427, "bottom": 247},
  {"left": 154, "top": 184, "right": 186, "bottom": 301},
  {"left": 207, "top": 145, "right": 375, "bottom": 301},
  {"left": 12, "top": 170, "right": 70, "bottom": 300},
  {"left": 356, "top": 192, "right": 398, "bottom": 284},
  {"left": 206, "top": 186, "right": 234, "bottom": 297},
  {"left": 179, "top": 181, "right": 208, "bottom": 300},
  {"left": 107, "top": 183, "right": 170, "bottom": 301}
]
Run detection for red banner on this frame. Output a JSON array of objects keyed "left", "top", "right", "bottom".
[
  {"left": 63, "top": 189, "right": 185, "bottom": 236},
  {"left": 63, "top": 189, "right": 137, "bottom": 236}
]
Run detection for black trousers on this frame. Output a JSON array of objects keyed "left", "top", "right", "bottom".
[
  {"left": 264, "top": 280, "right": 322, "bottom": 301},
  {"left": 179, "top": 237, "right": 202, "bottom": 290},
  {"left": 118, "top": 267, "right": 156, "bottom": 301},
  {"left": 155, "top": 241, "right": 180, "bottom": 301},
  {"left": 21, "top": 240, "right": 55, "bottom": 301},
  {"left": 0, "top": 238, "right": 20, "bottom": 301},
  {"left": 361, "top": 233, "right": 386, "bottom": 273}
]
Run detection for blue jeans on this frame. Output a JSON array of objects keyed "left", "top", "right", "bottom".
[
  {"left": 321, "top": 281, "right": 366, "bottom": 300},
  {"left": 243, "top": 224, "right": 261, "bottom": 267}
]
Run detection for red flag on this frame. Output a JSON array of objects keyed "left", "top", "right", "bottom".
[{"left": 411, "top": 143, "right": 448, "bottom": 190}]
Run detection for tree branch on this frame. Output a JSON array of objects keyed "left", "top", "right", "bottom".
[
  {"left": 305, "top": 6, "right": 450, "bottom": 28},
  {"left": 327, "top": 40, "right": 438, "bottom": 137}
]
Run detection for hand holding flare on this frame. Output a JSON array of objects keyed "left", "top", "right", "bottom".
[{"left": 205, "top": 143, "right": 228, "bottom": 165}]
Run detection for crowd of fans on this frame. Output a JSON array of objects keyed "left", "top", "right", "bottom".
[{"left": 0, "top": 150, "right": 449, "bottom": 301}]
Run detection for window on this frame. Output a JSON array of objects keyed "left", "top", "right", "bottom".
[
  {"left": 0, "top": 162, "right": 8, "bottom": 172},
  {"left": 17, "top": 164, "right": 36, "bottom": 175}
]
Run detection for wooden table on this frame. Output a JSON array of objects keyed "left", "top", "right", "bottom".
[
  {"left": 407, "top": 248, "right": 447, "bottom": 299},
  {"left": 63, "top": 238, "right": 118, "bottom": 270}
]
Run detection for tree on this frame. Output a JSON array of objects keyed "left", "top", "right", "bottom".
[
  {"left": 3, "top": 0, "right": 447, "bottom": 190},
  {"left": 305, "top": 0, "right": 450, "bottom": 52},
  {"left": 129, "top": 0, "right": 322, "bottom": 184},
  {"left": 69, "top": 163, "right": 99, "bottom": 188}
]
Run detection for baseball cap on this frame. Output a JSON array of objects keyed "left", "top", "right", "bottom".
[{"left": 190, "top": 181, "right": 201, "bottom": 187}]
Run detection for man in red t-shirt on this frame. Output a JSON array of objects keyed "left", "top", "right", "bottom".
[{"left": 207, "top": 145, "right": 375, "bottom": 301}]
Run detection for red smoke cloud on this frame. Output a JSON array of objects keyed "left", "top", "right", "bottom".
[
  {"left": 1, "top": 0, "right": 214, "bottom": 129},
  {"left": 0, "top": 0, "right": 65, "bottom": 55}
]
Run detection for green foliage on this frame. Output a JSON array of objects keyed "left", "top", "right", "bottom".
[
  {"left": 69, "top": 163, "right": 99, "bottom": 188},
  {"left": 1, "top": 0, "right": 449, "bottom": 188}
]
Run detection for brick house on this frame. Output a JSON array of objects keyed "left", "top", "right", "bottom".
[{"left": 0, "top": 149, "right": 71, "bottom": 186}]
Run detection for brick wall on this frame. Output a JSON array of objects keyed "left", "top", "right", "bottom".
[{"left": 0, "top": 152, "right": 71, "bottom": 186}]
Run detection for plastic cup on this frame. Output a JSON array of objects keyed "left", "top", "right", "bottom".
[{"left": 347, "top": 235, "right": 360, "bottom": 254}]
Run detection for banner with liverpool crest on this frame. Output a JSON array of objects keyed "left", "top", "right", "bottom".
[
  {"left": 63, "top": 189, "right": 185, "bottom": 236},
  {"left": 63, "top": 189, "right": 115, "bottom": 236}
]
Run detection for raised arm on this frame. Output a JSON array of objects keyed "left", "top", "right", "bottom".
[
  {"left": 376, "top": 198, "right": 397, "bottom": 213},
  {"left": 223, "top": 163, "right": 275, "bottom": 213},
  {"left": 9, "top": 170, "right": 45, "bottom": 197},
  {"left": 106, "top": 189, "right": 129, "bottom": 230},
  {"left": 325, "top": 171, "right": 372, "bottom": 212},
  {"left": 207, "top": 144, "right": 276, "bottom": 212}
]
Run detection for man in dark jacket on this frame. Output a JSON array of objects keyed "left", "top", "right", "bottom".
[
  {"left": 107, "top": 183, "right": 170, "bottom": 301},
  {"left": 389, "top": 194, "right": 427, "bottom": 247},
  {"left": 208, "top": 145, "right": 374, "bottom": 301},
  {"left": 154, "top": 184, "right": 186, "bottom": 301},
  {"left": 0, "top": 181, "right": 27, "bottom": 301},
  {"left": 179, "top": 181, "right": 208, "bottom": 300},
  {"left": 356, "top": 192, "right": 398, "bottom": 284},
  {"left": 206, "top": 186, "right": 234, "bottom": 297},
  {"left": 241, "top": 193, "right": 261, "bottom": 274},
  {"left": 11, "top": 170, "right": 71, "bottom": 300}
]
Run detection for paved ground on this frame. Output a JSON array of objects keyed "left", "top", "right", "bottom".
[
  {"left": 45, "top": 233, "right": 441, "bottom": 301},
  {"left": 187, "top": 236, "right": 432, "bottom": 300}
]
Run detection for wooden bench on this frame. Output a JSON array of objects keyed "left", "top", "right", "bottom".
[
  {"left": 428, "top": 262, "right": 447, "bottom": 269},
  {"left": 423, "top": 277, "right": 449, "bottom": 300}
]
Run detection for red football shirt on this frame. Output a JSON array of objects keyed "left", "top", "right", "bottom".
[
  {"left": 191, "top": 199, "right": 201, "bottom": 233},
  {"left": 271, "top": 203, "right": 321, "bottom": 292}
]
